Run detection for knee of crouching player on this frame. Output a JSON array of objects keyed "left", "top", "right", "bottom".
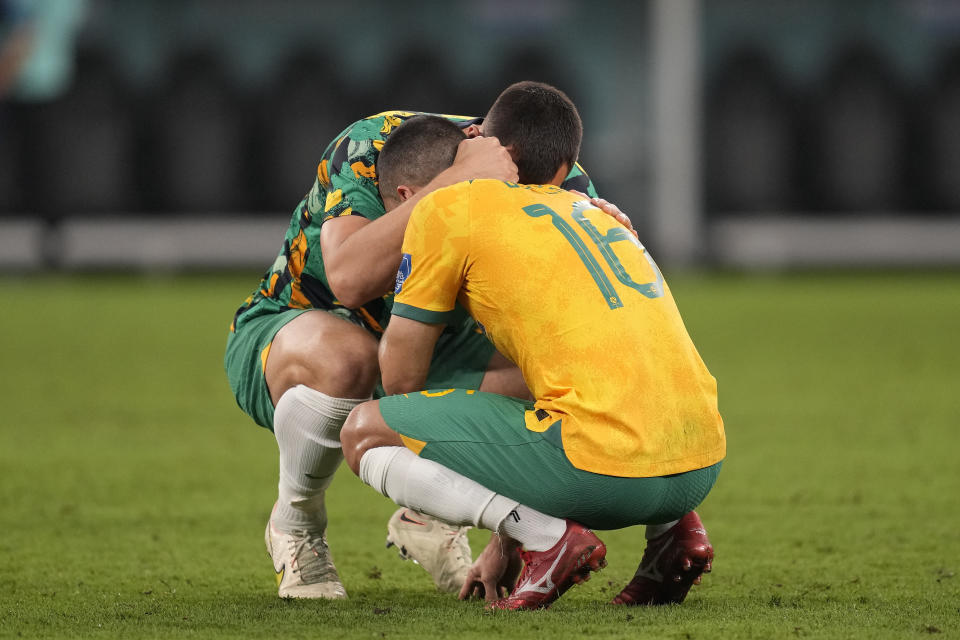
[{"left": 341, "top": 400, "right": 404, "bottom": 474}]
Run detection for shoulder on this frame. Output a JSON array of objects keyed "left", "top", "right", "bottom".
[
  {"left": 339, "top": 111, "right": 477, "bottom": 144},
  {"left": 325, "top": 111, "right": 420, "bottom": 173},
  {"left": 348, "top": 111, "right": 421, "bottom": 140}
]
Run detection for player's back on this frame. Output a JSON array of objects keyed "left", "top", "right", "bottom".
[{"left": 404, "top": 179, "right": 725, "bottom": 478}]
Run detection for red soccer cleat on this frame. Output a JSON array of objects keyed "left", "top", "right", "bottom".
[
  {"left": 612, "top": 511, "right": 714, "bottom": 606},
  {"left": 514, "top": 548, "right": 534, "bottom": 587},
  {"left": 490, "top": 521, "right": 607, "bottom": 611}
]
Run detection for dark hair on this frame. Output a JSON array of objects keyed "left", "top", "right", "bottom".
[
  {"left": 484, "top": 81, "right": 582, "bottom": 184},
  {"left": 377, "top": 115, "right": 466, "bottom": 207}
]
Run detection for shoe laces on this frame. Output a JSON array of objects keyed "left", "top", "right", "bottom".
[
  {"left": 443, "top": 525, "right": 472, "bottom": 566},
  {"left": 516, "top": 549, "right": 535, "bottom": 585},
  {"left": 288, "top": 531, "right": 339, "bottom": 584}
]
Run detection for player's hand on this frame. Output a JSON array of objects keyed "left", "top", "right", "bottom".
[
  {"left": 458, "top": 534, "right": 523, "bottom": 602},
  {"left": 446, "top": 136, "right": 519, "bottom": 184},
  {"left": 571, "top": 190, "right": 639, "bottom": 239}
]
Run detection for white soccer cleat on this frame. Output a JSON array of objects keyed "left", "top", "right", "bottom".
[
  {"left": 265, "top": 520, "right": 347, "bottom": 599},
  {"left": 385, "top": 508, "right": 473, "bottom": 594}
]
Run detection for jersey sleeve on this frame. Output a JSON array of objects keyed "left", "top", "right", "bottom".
[
  {"left": 560, "top": 161, "right": 599, "bottom": 198},
  {"left": 391, "top": 184, "right": 472, "bottom": 325}
]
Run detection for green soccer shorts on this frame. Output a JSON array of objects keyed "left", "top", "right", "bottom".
[
  {"left": 224, "top": 309, "right": 496, "bottom": 430},
  {"left": 378, "top": 389, "right": 722, "bottom": 530}
]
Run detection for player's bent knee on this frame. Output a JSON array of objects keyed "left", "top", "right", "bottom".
[
  {"left": 319, "top": 348, "right": 379, "bottom": 395},
  {"left": 341, "top": 401, "right": 375, "bottom": 474},
  {"left": 266, "top": 312, "right": 379, "bottom": 401},
  {"left": 341, "top": 401, "right": 403, "bottom": 475}
]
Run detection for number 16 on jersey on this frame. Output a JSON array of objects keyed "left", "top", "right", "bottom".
[{"left": 523, "top": 201, "right": 665, "bottom": 310}]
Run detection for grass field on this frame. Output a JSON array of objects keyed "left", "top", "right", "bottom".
[{"left": 1, "top": 271, "right": 958, "bottom": 639}]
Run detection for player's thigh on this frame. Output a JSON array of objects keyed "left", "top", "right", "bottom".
[
  {"left": 225, "top": 309, "right": 311, "bottom": 430},
  {"left": 571, "top": 461, "right": 723, "bottom": 529},
  {"left": 224, "top": 308, "right": 377, "bottom": 430},
  {"left": 265, "top": 308, "right": 379, "bottom": 403},
  {"left": 377, "top": 390, "right": 579, "bottom": 516},
  {"left": 377, "top": 389, "right": 722, "bottom": 530}
]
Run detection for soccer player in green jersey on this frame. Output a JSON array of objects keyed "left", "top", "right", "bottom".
[{"left": 224, "top": 82, "right": 631, "bottom": 599}]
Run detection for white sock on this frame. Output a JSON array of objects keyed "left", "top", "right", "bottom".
[
  {"left": 498, "top": 504, "right": 567, "bottom": 551},
  {"left": 271, "top": 384, "right": 367, "bottom": 533},
  {"left": 646, "top": 519, "right": 680, "bottom": 539},
  {"left": 359, "top": 446, "right": 565, "bottom": 550},
  {"left": 359, "top": 446, "right": 509, "bottom": 527}
]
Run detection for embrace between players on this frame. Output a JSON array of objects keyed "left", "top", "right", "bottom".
[{"left": 224, "top": 81, "right": 726, "bottom": 610}]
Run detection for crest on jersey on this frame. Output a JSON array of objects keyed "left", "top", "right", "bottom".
[{"left": 395, "top": 253, "right": 412, "bottom": 293}]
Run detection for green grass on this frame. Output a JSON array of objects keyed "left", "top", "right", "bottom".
[{"left": 1, "top": 271, "right": 958, "bottom": 639}]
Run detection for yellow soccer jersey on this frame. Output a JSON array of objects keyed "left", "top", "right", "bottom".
[{"left": 392, "top": 179, "right": 725, "bottom": 478}]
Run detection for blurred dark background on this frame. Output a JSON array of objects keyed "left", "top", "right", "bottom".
[{"left": 2, "top": 0, "right": 960, "bottom": 269}]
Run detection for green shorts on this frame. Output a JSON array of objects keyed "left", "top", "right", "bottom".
[
  {"left": 378, "top": 389, "right": 722, "bottom": 530},
  {"left": 223, "top": 309, "right": 496, "bottom": 430}
]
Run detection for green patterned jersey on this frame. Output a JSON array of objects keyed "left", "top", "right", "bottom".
[{"left": 230, "top": 110, "right": 599, "bottom": 336}]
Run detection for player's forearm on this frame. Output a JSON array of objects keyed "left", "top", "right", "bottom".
[
  {"left": 379, "top": 367, "right": 427, "bottom": 397},
  {"left": 325, "top": 209, "right": 410, "bottom": 308},
  {"left": 324, "top": 168, "right": 470, "bottom": 308},
  {"left": 378, "top": 342, "right": 429, "bottom": 396},
  {"left": 378, "top": 318, "right": 444, "bottom": 395}
]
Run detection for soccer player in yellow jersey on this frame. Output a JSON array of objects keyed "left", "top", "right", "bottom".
[{"left": 340, "top": 101, "right": 725, "bottom": 609}]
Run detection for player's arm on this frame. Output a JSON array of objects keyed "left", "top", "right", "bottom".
[
  {"left": 378, "top": 186, "right": 470, "bottom": 394},
  {"left": 378, "top": 317, "right": 445, "bottom": 395},
  {"left": 321, "top": 137, "right": 515, "bottom": 308}
]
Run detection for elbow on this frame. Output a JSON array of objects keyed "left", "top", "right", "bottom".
[
  {"left": 327, "top": 267, "right": 368, "bottom": 309},
  {"left": 381, "top": 375, "right": 420, "bottom": 397}
]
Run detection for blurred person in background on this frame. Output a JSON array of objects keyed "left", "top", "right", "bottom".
[
  {"left": 0, "top": 0, "right": 85, "bottom": 211},
  {"left": 0, "top": 0, "right": 33, "bottom": 98},
  {"left": 0, "top": 0, "right": 85, "bottom": 102}
]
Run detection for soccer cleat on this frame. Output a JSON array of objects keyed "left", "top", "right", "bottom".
[
  {"left": 385, "top": 508, "right": 473, "bottom": 594},
  {"left": 512, "top": 548, "right": 535, "bottom": 592},
  {"left": 265, "top": 520, "right": 347, "bottom": 599},
  {"left": 489, "top": 520, "right": 607, "bottom": 611},
  {"left": 505, "top": 547, "right": 531, "bottom": 593},
  {"left": 611, "top": 510, "right": 713, "bottom": 606}
]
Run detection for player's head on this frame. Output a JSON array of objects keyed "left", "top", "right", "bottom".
[
  {"left": 483, "top": 81, "right": 582, "bottom": 185},
  {"left": 377, "top": 115, "right": 466, "bottom": 210}
]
